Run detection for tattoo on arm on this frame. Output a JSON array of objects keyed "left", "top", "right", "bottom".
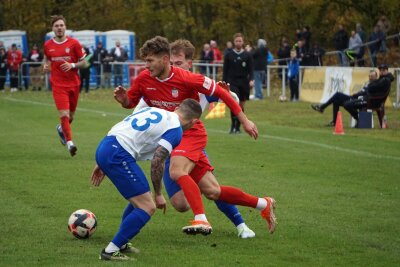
[{"left": 151, "top": 145, "right": 169, "bottom": 195}]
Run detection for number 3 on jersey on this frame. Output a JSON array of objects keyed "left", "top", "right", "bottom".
[{"left": 125, "top": 108, "right": 162, "bottom": 131}]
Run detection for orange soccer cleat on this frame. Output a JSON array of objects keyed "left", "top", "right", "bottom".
[
  {"left": 182, "top": 220, "right": 212, "bottom": 236},
  {"left": 260, "top": 197, "right": 277, "bottom": 234}
]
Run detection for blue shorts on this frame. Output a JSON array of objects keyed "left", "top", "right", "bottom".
[
  {"left": 163, "top": 150, "right": 212, "bottom": 198},
  {"left": 95, "top": 136, "right": 150, "bottom": 199}
]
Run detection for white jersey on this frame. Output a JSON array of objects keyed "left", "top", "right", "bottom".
[{"left": 108, "top": 107, "right": 183, "bottom": 161}]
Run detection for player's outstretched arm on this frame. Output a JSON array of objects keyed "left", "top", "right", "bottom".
[
  {"left": 151, "top": 145, "right": 169, "bottom": 213},
  {"left": 237, "top": 112, "right": 259, "bottom": 139},
  {"left": 91, "top": 165, "right": 105, "bottom": 186},
  {"left": 114, "top": 86, "right": 130, "bottom": 108}
]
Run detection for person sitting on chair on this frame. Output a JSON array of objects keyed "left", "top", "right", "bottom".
[
  {"left": 312, "top": 64, "right": 393, "bottom": 126},
  {"left": 311, "top": 70, "right": 378, "bottom": 126}
]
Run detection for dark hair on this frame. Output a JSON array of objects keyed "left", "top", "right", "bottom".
[
  {"left": 51, "top": 15, "right": 66, "bottom": 26},
  {"left": 179, "top": 99, "right": 202, "bottom": 120},
  {"left": 170, "top": 39, "right": 195, "bottom": 60},
  {"left": 139, "top": 36, "right": 170, "bottom": 58}
]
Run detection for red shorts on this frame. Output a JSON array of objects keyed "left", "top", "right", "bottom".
[
  {"left": 171, "top": 120, "right": 214, "bottom": 182},
  {"left": 51, "top": 85, "right": 80, "bottom": 112}
]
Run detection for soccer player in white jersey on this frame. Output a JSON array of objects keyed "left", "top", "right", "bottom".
[{"left": 91, "top": 99, "right": 202, "bottom": 261}]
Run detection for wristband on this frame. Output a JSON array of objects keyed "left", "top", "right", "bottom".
[{"left": 71, "top": 63, "right": 76, "bottom": 68}]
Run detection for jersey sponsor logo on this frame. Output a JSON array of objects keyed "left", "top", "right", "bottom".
[
  {"left": 146, "top": 87, "right": 157, "bottom": 90},
  {"left": 203, "top": 76, "right": 212, "bottom": 90},
  {"left": 173, "top": 149, "right": 186, "bottom": 153},
  {"left": 172, "top": 88, "right": 179, "bottom": 98},
  {"left": 51, "top": 56, "right": 72, "bottom": 62},
  {"left": 149, "top": 100, "right": 179, "bottom": 109},
  {"left": 49, "top": 49, "right": 55, "bottom": 52}
]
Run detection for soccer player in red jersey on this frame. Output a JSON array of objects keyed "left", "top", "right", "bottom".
[
  {"left": 114, "top": 36, "right": 277, "bottom": 235},
  {"left": 43, "top": 15, "right": 88, "bottom": 156}
]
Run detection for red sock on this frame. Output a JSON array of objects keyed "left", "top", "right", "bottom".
[
  {"left": 60, "top": 116, "right": 72, "bottom": 141},
  {"left": 219, "top": 186, "right": 258, "bottom": 208},
  {"left": 176, "top": 175, "right": 204, "bottom": 215}
]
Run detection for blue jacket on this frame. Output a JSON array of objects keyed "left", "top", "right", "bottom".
[{"left": 288, "top": 58, "right": 299, "bottom": 78}]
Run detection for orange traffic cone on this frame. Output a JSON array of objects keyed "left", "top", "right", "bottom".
[{"left": 333, "top": 111, "right": 345, "bottom": 135}]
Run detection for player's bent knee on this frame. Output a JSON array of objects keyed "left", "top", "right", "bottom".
[
  {"left": 170, "top": 197, "right": 190, "bottom": 212},
  {"left": 203, "top": 190, "right": 220, "bottom": 201},
  {"left": 169, "top": 169, "right": 186, "bottom": 181}
]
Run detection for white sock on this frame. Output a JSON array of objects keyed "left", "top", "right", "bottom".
[
  {"left": 194, "top": 214, "right": 208, "bottom": 222},
  {"left": 256, "top": 198, "right": 267, "bottom": 211},
  {"left": 66, "top": 141, "right": 74, "bottom": 149},
  {"left": 105, "top": 242, "right": 120, "bottom": 253},
  {"left": 236, "top": 222, "right": 246, "bottom": 230}
]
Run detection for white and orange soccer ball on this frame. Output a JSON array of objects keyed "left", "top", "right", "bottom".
[{"left": 68, "top": 209, "right": 97, "bottom": 239}]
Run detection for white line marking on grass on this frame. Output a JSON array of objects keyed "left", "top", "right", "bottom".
[
  {"left": 4, "top": 97, "right": 400, "bottom": 161},
  {"left": 207, "top": 129, "right": 400, "bottom": 161}
]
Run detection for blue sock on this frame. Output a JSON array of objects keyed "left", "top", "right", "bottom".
[
  {"left": 112, "top": 208, "right": 151, "bottom": 248},
  {"left": 122, "top": 203, "right": 135, "bottom": 221},
  {"left": 214, "top": 200, "right": 244, "bottom": 227}
]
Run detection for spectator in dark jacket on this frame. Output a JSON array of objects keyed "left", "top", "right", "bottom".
[
  {"left": 368, "top": 25, "right": 385, "bottom": 67},
  {"left": 252, "top": 39, "right": 268, "bottom": 100},
  {"left": 0, "top": 46, "right": 7, "bottom": 92},
  {"left": 277, "top": 37, "right": 291, "bottom": 80},
  {"left": 308, "top": 43, "right": 325, "bottom": 66},
  {"left": 333, "top": 24, "right": 349, "bottom": 66},
  {"left": 93, "top": 42, "right": 108, "bottom": 88}
]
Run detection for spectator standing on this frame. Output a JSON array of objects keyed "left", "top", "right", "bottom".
[
  {"left": 368, "top": 25, "right": 385, "bottom": 67},
  {"left": 295, "top": 29, "right": 302, "bottom": 40},
  {"left": 102, "top": 54, "right": 113, "bottom": 88},
  {"left": 223, "top": 33, "right": 254, "bottom": 134},
  {"left": 252, "top": 39, "right": 268, "bottom": 100},
  {"left": 277, "top": 37, "right": 291, "bottom": 80},
  {"left": 293, "top": 38, "right": 307, "bottom": 65},
  {"left": 356, "top": 23, "right": 366, "bottom": 66},
  {"left": 79, "top": 45, "right": 92, "bottom": 93},
  {"left": 333, "top": 24, "right": 349, "bottom": 66},
  {"left": 199, "top": 43, "right": 214, "bottom": 76},
  {"left": 7, "top": 44, "right": 22, "bottom": 92},
  {"left": 347, "top": 30, "right": 363, "bottom": 66},
  {"left": 376, "top": 16, "right": 390, "bottom": 53},
  {"left": 302, "top": 26, "right": 312, "bottom": 51},
  {"left": 28, "top": 44, "right": 44, "bottom": 91},
  {"left": 0, "top": 46, "right": 7, "bottom": 92},
  {"left": 93, "top": 41, "right": 108, "bottom": 88},
  {"left": 210, "top": 40, "right": 222, "bottom": 76},
  {"left": 223, "top": 41, "right": 233, "bottom": 57},
  {"left": 288, "top": 50, "right": 300, "bottom": 102},
  {"left": 309, "top": 43, "right": 325, "bottom": 66},
  {"left": 210, "top": 40, "right": 222, "bottom": 63},
  {"left": 110, "top": 40, "right": 128, "bottom": 87}
]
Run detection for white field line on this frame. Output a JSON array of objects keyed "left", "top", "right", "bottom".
[{"left": 4, "top": 97, "right": 400, "bottom": 161}]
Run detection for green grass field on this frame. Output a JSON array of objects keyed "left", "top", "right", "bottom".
[{"left": 1, "top": 90, "right": 399, "bottom": 266}]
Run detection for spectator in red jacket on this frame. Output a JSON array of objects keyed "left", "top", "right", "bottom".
[
  {"left": 7, "top": 43, "right": 23, "bottom": 92},
  {"left": 210, "top": 40, "right": 222, "bottom": 63}
]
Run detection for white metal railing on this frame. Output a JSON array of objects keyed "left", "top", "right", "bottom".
[{"left": 12, "top": 60, "right": 400, "bottom": 109}]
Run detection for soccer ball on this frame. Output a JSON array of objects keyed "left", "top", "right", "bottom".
[
  {"left": 68, "top": 209, "right": 97, "bottom": 239},
  {"left": 279, "top": 95, "right": 287, "bottom": 102}
]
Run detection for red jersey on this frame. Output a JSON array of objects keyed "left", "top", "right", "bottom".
[
  {"left": 126, "top": 66, "right": 241, "bottom": 115},
  {"left": 43, "top": 37, "right": 85, "bottom": 87},
  {"left": 7, "top": 49, "right": 23, "bottom": 71}
]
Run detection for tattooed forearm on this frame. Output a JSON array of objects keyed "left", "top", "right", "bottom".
[{"left": 151, "top": 145, "right": 169, "bottom": 195}]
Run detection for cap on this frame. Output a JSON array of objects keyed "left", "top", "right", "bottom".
[{"left": 378, "top": 64, "right": 388, "bottom": 70}]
